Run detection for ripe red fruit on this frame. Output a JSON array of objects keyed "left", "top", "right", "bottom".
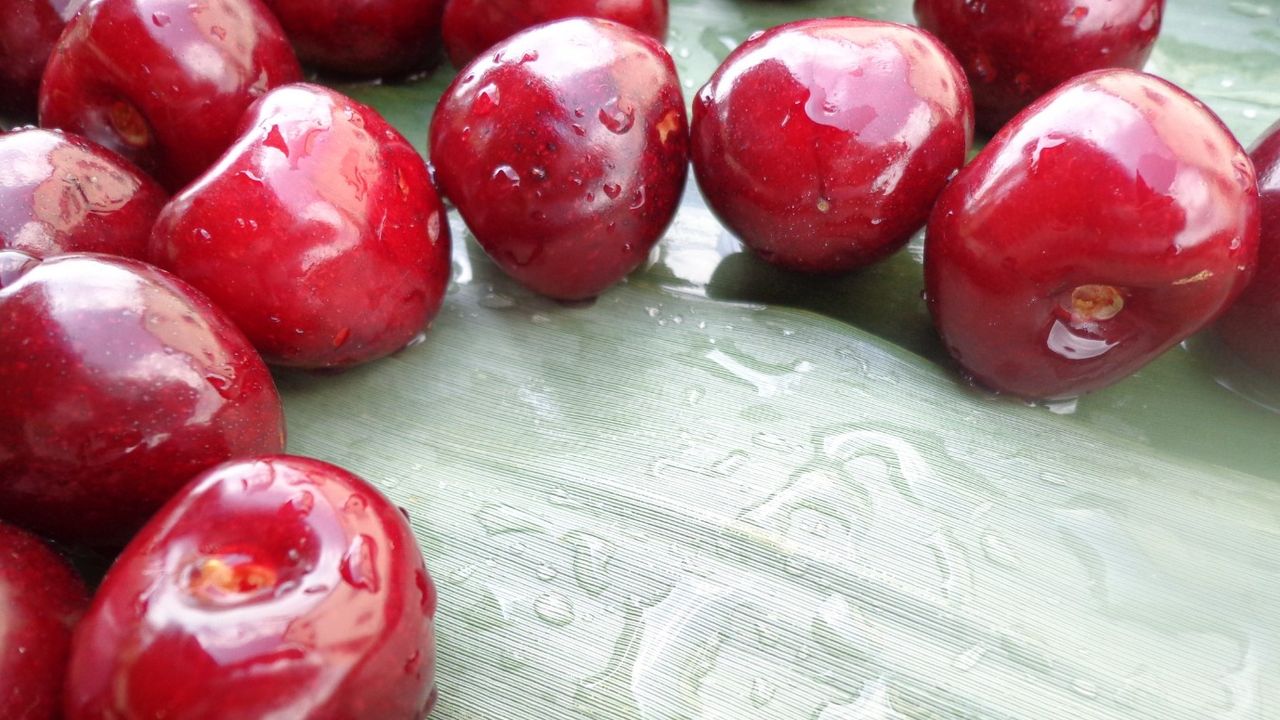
[
  {"left": 924, "top": 69, "right": 1258, "bottom": 400},
  {"left": 64, "top": 456, "right": 438, "bottom": 720},
  {"left": 39, "top": 0, "right": 302, "bottom": 190},
  {"left": 263, "top": 0, "right": 446, "bottom": 78},
  {"left": 430, "top": 18, "right": 688, "bottom": 300},
  {"left": 150, "top": 83, "right": 452, "bottom": 369},
  {"left": 0, "top": 251, "right": 286, "bottom": 546},
  {"left": 0, "top": 521, "right": 89, "bottom": 720},
  {"left": 0, "top": 128, "right": 165, "bottom": 259},
  {"left": 691, "top": 18, "right": 973, "bottom": 274},
  {"left": 0, "top": 0, "right": 87, "bottom": 119},
  {"left": 914, "top": 0, "right": 1164, "bottom": 135},
  {"left": 1215, "top": 120, "right": 1280, "bottom": 378},
  {"left": 441, "top": 0, "right": 667, "bottom": 68}
]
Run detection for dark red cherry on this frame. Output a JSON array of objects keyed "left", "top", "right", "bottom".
[
  {"left": 0, "top": 0, "right": 87, "bottom": 119},
  {"left": 38, "top": 0, "right": 302, "bottom": 190},
  {"left": 0, "top": 127, "right": 165, "bottom": 259},
  {"left": 441, "top": 0, "right": 667, "bottom": 68},
  {"left": 0, "top": 251, "right": 286, "bottom": 546},
  {"left": 64, "top": 456, "right": 438, "bottom": 720},
  {"left": 150, "top": 83, "right": 452, "bottom": 369},
  {"left": 263, "top": 0, "right": 446, "bottom": 78},
  {"left": 914, "top": 0, "right": 1164, "bottom": 134},
  {"left": 430, "top": 18, "right": 688, "bottom": 300},
  {"left": 691, "top": 17, "right": 973, "bottom": 274},
  {"left": 0, "top": 521, "right": 89, "bottom": 720},
  {"left": 1215, "top": 119, "right": 1280, "bottom": 379},
  {"left": 924, "top": 69, "right": 1258, "bottom": 400}
]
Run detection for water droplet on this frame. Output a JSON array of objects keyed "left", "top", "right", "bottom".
[
  {"left": 204, "top": 373, "right": 234, "bottom": 398},
  {"left": 629, "top": 187, "right": 646, "bottom": 210},
  {"left": 332, "top": 327, "right": 351, "bottom": 348},
  {"left": 952, "top": 643, "right": 989, "bottom": 671},
  {"left": 447, "top": 564, "right": 477, "bottom": 583},
  {"left": 491, "top": 165, "right": 520, "bottom": 186},
  {"left": 288, "top": 491, "right": 314, "bottom": 516},
  {"left": 344, "top": 493, "right": 368, "bottom": 514},
  {"left": 603, "top": 182, "right": 622, "bottom": 199},
  {"left": 519, "top": 50, "right": 539, "bottom": 63},
  {"left": 536, "top": 563, "right": 558, "bottom": 581},
  {"left": 473, "top": 83, "right": 500, "bottom": 115},
  {"left": 1044, "top": 397, "right": 1078, "bottom": 415},
  {"left": 980, "top": 531, "right": 1020, "bottom": 569},
  {"left": 533, "top": 592, "right": 575, "bottom": 626},
  {"left": 339, "top": 534, "right": 380, "bottom": 592},
  {"left": 479, "top": 291, "right": 516, "bottom": 309},
  {"left": 151, "top": 11, "right": 170, "bottom": 26},
  {"left": 598, "top": 98, "right": 636, "bottom": 134},
  {"left": 811, "top": 593, "right": 880, "bottom": 658},
  {"left": 710, "top": 449, "right": 747, "bottom": 476},
  {"left": 210, "top": 25, "right": 226, "bottom": 41},
  {"left": 530, "top": 166, "right": 547, "bottom": 180},
  {"left": 1063, "top": 5, "right": 1089, "bottom": 25},
  {"left": 816, "top": 198, "right": 831, "bottom": 213},
  {"left": 475, "top": 504, "right": 548, "bottom": 535},
  {"left": 749, "top": 678, "right": 777, "bottom": 707},
  {"left": 564, "top": 531, "right": 614, "bottom": 595}
]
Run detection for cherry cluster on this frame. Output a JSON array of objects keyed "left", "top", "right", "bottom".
[{"left": 1, "top": 0, "right": 1277, "bottom": 718}]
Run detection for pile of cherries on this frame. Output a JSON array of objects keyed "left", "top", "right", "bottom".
[{"left": 1, "top": 0, "right": 1277, "bottom": 717}]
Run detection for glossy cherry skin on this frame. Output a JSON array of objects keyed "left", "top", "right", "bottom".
[
  {"left": 430, "top": 18, "right": 688, "bottom": 300},
  {"left": 0, "top": 0, "right": 87, "bottom": 119},
  {"left": 39, "top": 0, "right": 302, "bottom": 191},
  {"left": 0, "top": 521, "right": 89, "bottom": 720},
  {"left": 0, "top": 251, "right": 286, "bottom": 546},
  {"left": 150, "top": 84, "right": 452, "bottom": 368},
  {"left": 1215, "top": 120, "right": 1280, "bottom": 379},
  {"left": 64, "top": 455, "right": 438, "bottom": 720},
  {"left": 924, "top": 69, "right": 1258, "bottom": 400},
  {"left": 441, "top": 0, "right": 667, "bottom": 68},
  {"left": 263, "top": 0, "right": 445, "bottom": 78},
  {"left": 692, "top": 18, "right": 973, "bottom": 274},
  {"left": 914, "top": 0, "right": 1164, "bottom": 135},
  {"left": 0, "top": 128, "right": 165, "bottom": 259}
]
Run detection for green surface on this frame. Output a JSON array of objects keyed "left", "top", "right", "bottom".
[{"left": 282, "top": 0, "right": 1280, "bottom": 717}]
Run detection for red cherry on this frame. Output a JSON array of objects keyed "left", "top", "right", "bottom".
[
  {"left": 38, "top": 0, "right": 302, "bottom": 190},
  {"left": 691, "top": 18, "right": 973, "bottom": 274},
  {"left": 430, "top": 18, "right": 688, "bottom": 300},
  {"left": 64, "top": 456, "right": 438, "bottom": 720},
  {"left": 914, "top": 0, "right": 1164, "bottom": 135},
  {"left": 263, "top": 0, "right": 446, "bottom": 78},
  {"left": 441, "top": 0, "right": 667, "bottom": 68},
  {"left": 0, "top": 0, "right": 87, "bottom": 119},
  {"left": 924, "top": 69, "right": 1259, "bottom": 400},
  {"left": 150, "top": 83, "right": 452, "bottom": 369},
  {"left": 0, "top": 521, "right": 89, "bottom": 720},
  {"left": 0, "top": 251, "right": 286, "bottom": 546},
  {"left": 0, "top": 128, "right": 166, "bottom": 259},
  {"left": 1215, "top": 120, "right": 1280, "bottom": 378}
]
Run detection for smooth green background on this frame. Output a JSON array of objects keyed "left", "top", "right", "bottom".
[{"left": 282, "top": 1, "right": 1280, "bottom": 717}]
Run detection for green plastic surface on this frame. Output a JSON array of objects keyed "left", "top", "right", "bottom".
[{"left": 279, "top": 1, "right": 1280, "bottom": 717}]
